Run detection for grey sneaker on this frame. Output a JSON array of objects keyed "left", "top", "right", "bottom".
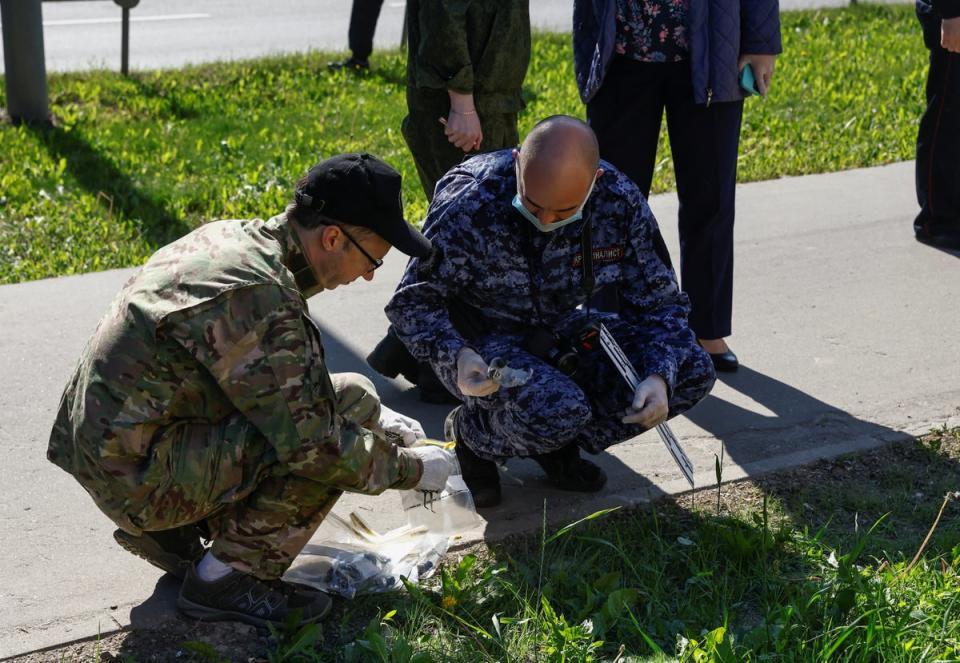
[
  {"left": 178, "top": 564, "right": 332, "bottom": 628},
  {"left": 113, "top": 526, "right": 205, "bottom": 580}
]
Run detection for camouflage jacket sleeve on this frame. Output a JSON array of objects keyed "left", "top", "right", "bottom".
[
  {"left": 615, "top": 193, "right": 698, "bottom": 397},
  {"left": 386, "top": 177, "right": 480, "bottom": 375},
  {"left": 162, "top": 285, "right": 421, "bottom": 494},
  {"left": 411, "top": 0, "right": 474, "bottom": 92}
]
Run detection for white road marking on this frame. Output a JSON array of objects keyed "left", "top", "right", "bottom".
[{"left": 43, "top": 13, "right": 211, "bottom": 27}]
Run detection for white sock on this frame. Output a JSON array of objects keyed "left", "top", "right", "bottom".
[{"left": 196, "top": 550, "right": 234, "bottom": 582}]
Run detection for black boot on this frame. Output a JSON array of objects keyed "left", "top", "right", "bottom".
[
  {"left": 531, "top": 445, "right": 607, "bottom": 492},
  {"left": 445, "top": 407, "right": 501, "bottom": 507},
  {"left": 418, "top": 362, "right": 460, "bottom": 404},
  {"left": 114, "top": 525, "right": 206, "bottom": 579},
  {"left": 366, "top": 326, "right": 420, "bottom": 384}
]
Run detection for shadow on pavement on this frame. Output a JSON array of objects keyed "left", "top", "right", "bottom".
[
  {"left": 686, "top": 365, "right": 909, "bottom": 472},
  {"left": 685, "top": 365, "right": 960, "bottom": 555},
  {"left": 128, "top": 574, "right": 181, "bottom": 628}
]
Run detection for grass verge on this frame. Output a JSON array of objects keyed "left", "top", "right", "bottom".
[{"left": 0, "top": 3, "right": 928, "bottom": 284}]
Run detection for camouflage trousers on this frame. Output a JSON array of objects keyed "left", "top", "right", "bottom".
[
  {"left": 403, "top": 88, "right": 519, "bottom": 200},
  {"left": 434, "top": 313, "right": 716, "bottom": 461},
  {"left": 119, "top": 373, "right": 381, "bottom": 580}
]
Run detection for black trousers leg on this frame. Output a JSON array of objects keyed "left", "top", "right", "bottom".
[
  {"left": 665, "top": 73, "right": 743, "bottom": 340},
  {"left": 348, "top": 0, "right": 384, "bottom": 62},
  {"left": 586, "top": 57, "right": 668, "bottom": 198},
  {"left": 587, "top": 58, "right": 671, "bottom": 311},
  {"left": 916, "top": 19, "right": 960, "bottom": 233}
]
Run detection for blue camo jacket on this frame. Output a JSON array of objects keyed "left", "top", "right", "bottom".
[{"left": 385, "top": 150, "right": 701, "bottom": 395}]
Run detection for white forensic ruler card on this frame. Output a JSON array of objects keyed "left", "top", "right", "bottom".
[{"left": 597, "top": 323, "right": 695, "bottom": 488}]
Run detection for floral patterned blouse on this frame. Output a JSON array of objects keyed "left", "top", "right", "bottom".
[{"left": 615, "top": 0, "right": 690, "bottom": 63}]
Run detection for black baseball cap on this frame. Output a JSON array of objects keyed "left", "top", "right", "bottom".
[{"left": 294, "top": 153, "right": 432, "bottom": 258}]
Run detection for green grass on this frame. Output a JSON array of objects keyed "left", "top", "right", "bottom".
[
  {"left": 256, "top": 428, "right": 960, "bottom": 662},
  {"left": 0, "top": 4, "right": 928, "bottom": 285}
]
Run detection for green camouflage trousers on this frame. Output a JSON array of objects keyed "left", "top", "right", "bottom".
[
  {"left": 122, "top": 372, "right": 382, "bottom": 579},
  {"left": 403, "top": 89, "right": 519, "bottom": 200}
]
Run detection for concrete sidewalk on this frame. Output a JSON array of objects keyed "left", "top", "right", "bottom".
[{"left": 1, "top": 160, "right": 958, "bottom": 659}]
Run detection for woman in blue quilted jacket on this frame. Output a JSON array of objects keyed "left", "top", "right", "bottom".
[{"left": 573, "top": 0, "right": 782, "bottom": 372}]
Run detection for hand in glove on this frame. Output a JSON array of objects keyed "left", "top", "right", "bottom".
[
  {"left": 378, "top": 404, "right": 427, "bottom": 446},
  {"left": 456, "top": 347, "right": 499, "bottom": 397},
  {"left": 407, "top": 445, "right": 458, "bottom": 491},
  {"left": 622, "top": 375, "right": 669, "bottom": 428}
]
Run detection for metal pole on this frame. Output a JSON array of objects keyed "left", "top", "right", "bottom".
[
  {"left": 0, "top": 0, "right": 49, "bottom": 123},
  {"left": 113, "top": 0, "right": 139, "bottom": 75},
  {"left": 121, "top": 6, "right": 129, "bottom": 75}
]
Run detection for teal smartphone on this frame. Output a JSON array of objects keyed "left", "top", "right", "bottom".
[{"left": 739, "top": 63, "right": 761, "bottom": 96}]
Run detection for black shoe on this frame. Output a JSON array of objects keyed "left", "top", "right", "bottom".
[
  {"left": 327, "top": 57, "right": 369, "bottom": 72},
  {"left": 708, "top": 349, "right": 739, "bottom": 372},
  {"left": 114, "top": 526, "right": 206, "bottom": 580},
  {"left": 446, "top": 407, "right": 501, "bottom": 507},
  {"left": 366, "top": 327, "right": 420, "bottom": 384},
  {"left": 531, "top": 445, "right": 607, "bottom": 492},
  {"left": 418, "top": 363, "right": 460, "bottom": 404},
  {"left": 698, "top": 339, "right": 738, "bottom": 372},
  {"left": 915, "top": 225, "right": 960, "bottom": 250},
  {"left": 178, "top": 564, "right": 332, "bottom": 628}
]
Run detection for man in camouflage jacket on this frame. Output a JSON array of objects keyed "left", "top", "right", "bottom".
[
  {"left": 47, "top": 154, "right": 456, "bottom": 628},
  {"left": 386, "top": 117, "right": 715, "bottom": 508}
]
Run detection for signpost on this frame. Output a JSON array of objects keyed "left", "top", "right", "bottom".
[
  {"left": 1, "top": 0, "right": 139, "bottom": 123},
  {"left": 1, "top": 0, "right": 49, "bottom": 123}
]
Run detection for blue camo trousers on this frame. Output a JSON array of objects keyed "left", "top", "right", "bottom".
[{"left": 433, "top": 314, "right": 716, "bottom": 461}]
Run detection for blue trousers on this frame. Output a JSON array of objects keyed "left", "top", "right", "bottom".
[
  {"left": 435, "top": 312, "right": 715, "bottom": 461},
  {"left": 587, "top": 58, "right": 744, "bottom": 340}
]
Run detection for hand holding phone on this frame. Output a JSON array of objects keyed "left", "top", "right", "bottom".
[{"left": 739, "top": 63, "right": 761, "bottom": 96}]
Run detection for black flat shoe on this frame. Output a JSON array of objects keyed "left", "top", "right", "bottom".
[
  {"left": 915, "top": 228, "right": 960, "bottom": 251},
  {"left": 708, "top": 349, "right": 739, "bottom": 372}
]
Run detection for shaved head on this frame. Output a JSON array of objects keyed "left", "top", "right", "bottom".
[
  {"left": 513, "top": 116, "right": 603, "bottom": 226},
  {"left": 518, "top": 115, "right": 599, "bottom": 180}
]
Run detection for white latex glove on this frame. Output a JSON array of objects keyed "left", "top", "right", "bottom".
[
  {"left": 456, "top": 347, "right": 499, "bottom": 397},
  {"left": 407, "top": 446, "right": 458, "bottom": 491},
  {"left": 378, "top": 404, "right": 427, "bottom": 447},
  {"left": 622, "top": 375, "right": 669, "bottom": 428}
]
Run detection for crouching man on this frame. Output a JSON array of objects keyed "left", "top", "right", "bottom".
[
  {"left": 385, "top": 116, "right": 715, "bottom": 508},
  {"left": 47, "top": 154, "right": 456, "bottom": 627}
]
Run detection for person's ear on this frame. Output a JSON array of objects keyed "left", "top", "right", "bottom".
[
  {"left": 596, "top": 167, "right": 605, "bottom": 180},
  {"left": 319, "top": 225, "right": 341, "bottom": 251}
]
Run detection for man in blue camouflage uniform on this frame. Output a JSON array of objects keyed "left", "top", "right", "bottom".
[
  {"left": 47, "top": 154, "right": 456, "bottom": 627},
  {"left": 386, "top": 116, "right": 715, "bottom": 507}
]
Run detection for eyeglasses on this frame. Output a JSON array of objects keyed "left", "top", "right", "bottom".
[{"left": 335, "top": 224, "right": 383, "bottom": 273}]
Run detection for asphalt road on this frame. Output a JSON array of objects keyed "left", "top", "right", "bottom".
[
  {"left": 1, "top": 0, "right": 572, "bottom": 74},
  {"left": 1, "top": 0, "right": 910, "bottom": 75}
]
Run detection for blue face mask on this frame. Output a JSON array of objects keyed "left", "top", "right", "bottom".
[{"left": 513, "top": 172, "right": 597, "bottom": 233}]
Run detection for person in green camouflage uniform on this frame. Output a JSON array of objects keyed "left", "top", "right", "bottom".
[
  {"left": 367, "top": 0, "right": 531, "bottom": 404},
  {"left": 402, "top": 0, "right": 531, "bottom": 200},
  {"left": 47, "top": 154, "right": 456, "bottom": 628}
]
